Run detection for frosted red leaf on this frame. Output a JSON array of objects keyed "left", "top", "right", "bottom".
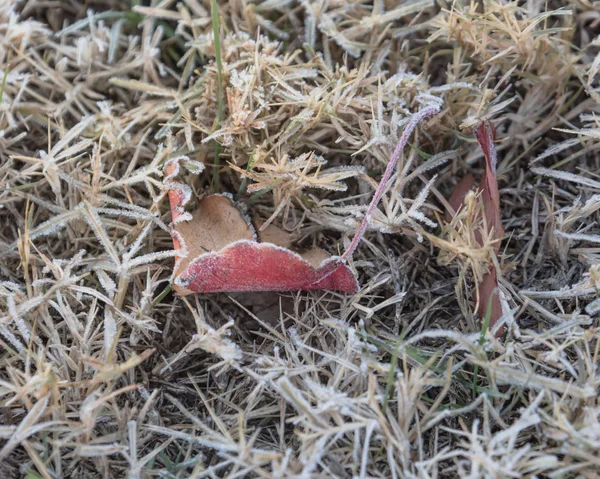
[
  {"left": 166, "top": 186, "right": 358, "bottom": 294},
  {"left": 165, "top": 105, "right": 441, "bottom": 294}
]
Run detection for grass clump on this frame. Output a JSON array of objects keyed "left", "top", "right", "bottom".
[{"left": 1, "top": 0, "right": 600, "bottom": 477}]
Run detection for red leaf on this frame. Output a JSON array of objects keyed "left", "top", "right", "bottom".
[
  {"left": 474, "top": 123, "right": 503, "bottom": 333},
  {"left": 448, "top": 123, "right": 504, "bottom": 333},
  {"left": 478, "top": 269, "right": 502, "bottom": 331},
  {"left": 175, "top": 241, "right": 358, "bottom": 293},
  {"left": 474, "top": 123, "right": 503, "bottom": 247},
  {"left": 165, "top": 171, "right": 358, "bottom": 294}
]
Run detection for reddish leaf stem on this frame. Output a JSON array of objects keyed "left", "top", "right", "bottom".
[{"left": 341, "top": 104, "right": 441, "bottom": 261}]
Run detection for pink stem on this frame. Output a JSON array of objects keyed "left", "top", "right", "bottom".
[{"left": 341, "top": 104, "right": 441, "bottom": 261}]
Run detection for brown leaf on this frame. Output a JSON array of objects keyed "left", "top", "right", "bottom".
[
  {"left": 174, "top": 195, "right": 254, "bottom": 278},
  {"left": 255, "top": 220, "right": 293, "bottom": 249}
]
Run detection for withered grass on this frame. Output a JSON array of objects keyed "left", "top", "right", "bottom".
[{"left": 1, "top": 0, "right": 600, "bottom": 477}]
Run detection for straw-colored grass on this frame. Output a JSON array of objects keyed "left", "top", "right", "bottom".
[{"left": 1, "top": 0, "right": 600, "bottom": 477}]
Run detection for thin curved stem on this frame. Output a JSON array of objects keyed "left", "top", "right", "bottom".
[{"left": 341, "top": 104, "right": 441, "bottom": 262}]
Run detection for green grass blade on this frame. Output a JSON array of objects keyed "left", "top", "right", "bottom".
[
  {"left": 211, "top": 0, "right": 225, "bottom": 193},
  {"left": 0, "top": 67, "right": 8, "bottom": 102}
]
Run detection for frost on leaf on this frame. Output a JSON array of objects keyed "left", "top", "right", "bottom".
[{"left": 164, "top": 161, "right": 358, "bottom": 295}]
